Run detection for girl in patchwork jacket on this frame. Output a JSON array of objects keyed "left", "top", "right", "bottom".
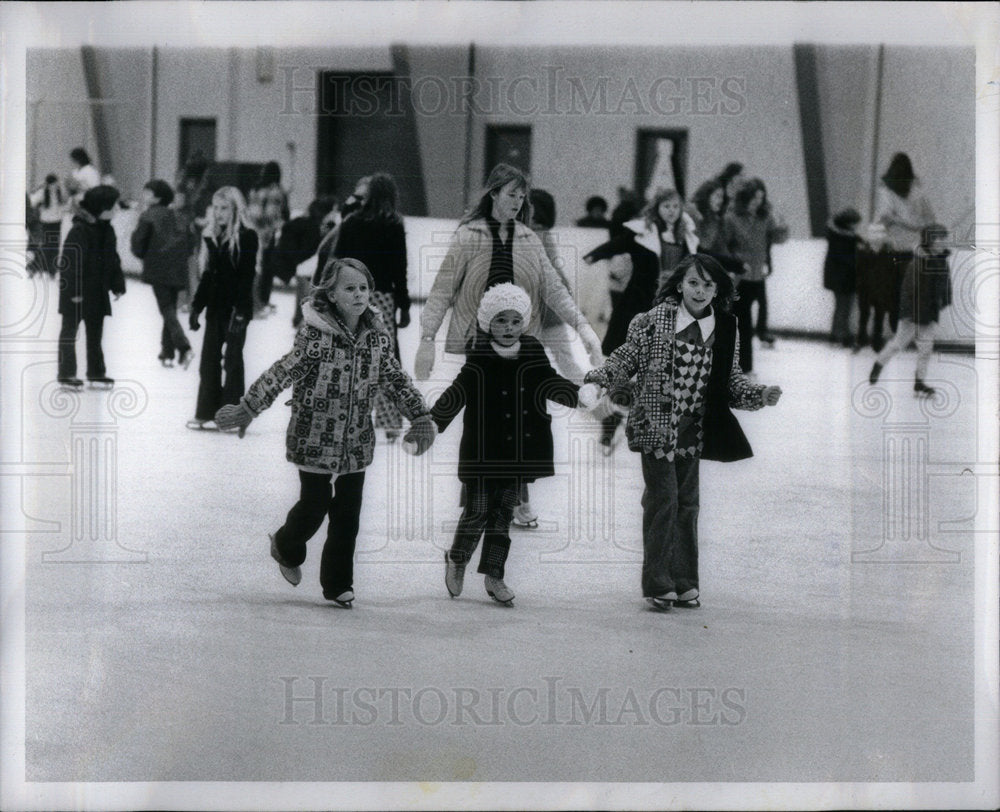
[
  {"left": 214, "top": 257, "right": 436, "bottom": 607},
  {"left": 581, "top": 254, "right": 782, "bottom": 611}
]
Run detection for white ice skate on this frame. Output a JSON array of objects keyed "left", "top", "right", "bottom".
[
  {"left": 86, "top": 376, "right": 115, "bottom": 390},
  {"left": 269, "top": 533, "right": 302, "bottom": 586},
  {"left": 673, "top": 589, "right": 700, "bottom": 609},
  {"left": 326, "top": 589, "right": 354, "bottom": 608},
  {"left": 445, "top": 552, "right": 465, "bottom": 597},
  {"left": 647, "top": 591, "right": 677, "bottom": 612},
  {"left": 57, "top": 377, "right": 84, "bottom": 391},
  {"left": 511, "top": 502, "right": 539, "bottom": 529},
  {"left": 485, "top": 575, "right": 514, "bottom": 606}
]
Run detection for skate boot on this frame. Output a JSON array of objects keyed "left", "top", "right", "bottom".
[
  {"left": 57, "top": 377, "right": 84, "bottom": 390},
  {"left": 445, "top": 551, "right": 466, "bottom": 597},
  {"left": 647, "top": 591, "right": 677, "bottom": 612},
  {"left": 87, "top": 376, "right": 115, "bottom": 390},
  {"left": 484, "top": 575, "right": 514, "bottom": 606},
  {"left": 186, "top": 418, "right": 221, "bottom": 431},
  {"left": 868, "top": 362, "right": 883, "bottom": 385},
  {"left": 673, "top": 588, "right": 701, "bottom": 609},
  {"left": 325, "top": 589, "right": 354, "bottom": 608},
  {"left": 511, "top": 501, "right": 539, "bottom": 529},
  {"left": 178, "top": 349, "right": 194, "bottom": 370},
  {"left": 269, "top": 533, "right": 302, "bottom": 587},
  {"left": 158, "top": 353, "right": 175, "bottom": 368},
  {"left": 760, "top": 334, "right": 776, "bottom": 348},
  {"left": 913, "top": 379, "right": 936, "bottom": 397}
]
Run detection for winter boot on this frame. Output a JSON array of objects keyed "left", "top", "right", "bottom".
[{"left": 868, "top": 362, "right": 883, "bottom": 385}]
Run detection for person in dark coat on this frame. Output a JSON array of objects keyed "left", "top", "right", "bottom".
[
  {"left": 187, "top": 186, "right": 258, "bottom": 429},
  {"left": 431, "top": 283, "right": 581, "bottom": 606},
  {"left": 57, "top": 185, "right": 125, "bottom": 386},
  {"left": 869, "top": 224, "right": 953, "bottom": 396},
  {"left": 575, "top": 195, "right": 611, "bottom": 229},
  {"left": 822, "top": 207, "right": 863, "bottom": 347},
  {"left": 131, "top": 179, "right": 195, "bottom": 367}
]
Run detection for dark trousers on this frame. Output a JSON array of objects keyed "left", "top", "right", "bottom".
[
  {"left": 448, "top": 479, "right": 519, "bottom": 579},
  {"left": 38, "top": 221, "right": 62, "bottom": 277},
  {"left": 273, "top": 470, "right": 366, "bottom": 597},
  {"left": 830, "top": 291, "right": 855, "bottom": 345},
  {"left": 734, "top": 279, "right": 768, "bottom": 372},
  {"left": 58, "top": 311, "right": 105, "bottom": 380},
  {"left": 194, "top": 311, "right": 247, "bottom": 421},
  {"left": 640, "top": 452, "right": 700, "bottom": 598},
  {"left": 257, "top": 268, "right": 276, "bottom": 309},
  {"left": 152, "top": 284, "right": 191, "bottom": 361}
]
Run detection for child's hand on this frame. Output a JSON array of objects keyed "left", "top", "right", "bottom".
[
  {"left": 761, "top": 386, "right": 782, "bottom": 406},
  {"left": 215, "top": 401, "right": 255, "bottom": 438},
  {"left": 414, "top": 340, "right": 435, "bottom": 380},
  {"left": 578, "top": 382, "right": 603, "bottom": 410},
  {"left": 403, "top": 418, "right": 436, "bottom": 455}
]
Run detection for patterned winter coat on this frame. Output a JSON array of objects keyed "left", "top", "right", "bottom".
[
  {"left": 584, "top": 300, "right": 765, "bottom": 461},
  {"left": 242, "top": 301, "right": 430, "bottom": 473}
]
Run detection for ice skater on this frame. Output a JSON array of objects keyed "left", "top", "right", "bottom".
[
  {"left": 57, "top": 185, "right": 126, "bottom": 390},
  {"left": 868, "top": 224, "right": 952, "bottom": 396},
  {"left": 430, "top": 283, "right": 581, "bottom": 606},
  {"left": 214, "top": 257, "right": 436, "bottom": 607},
  {"left": 187, "top": 186, "right": 257, "bottom": 430},
  {"left": 581, "top": 254, "right": 782, "bottom": 611}
]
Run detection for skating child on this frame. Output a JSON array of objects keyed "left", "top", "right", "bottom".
[
  {"left": 869, "top": 224, "right": 952, "bottom": 396},
  {"left": 57, "top": 185, "right": 126, "bottom": 389},
  {"left": 214, "top": 257, "right": 436, "bottom": 607},
  {"left": 581, "top": 254, "right": 782, "bottom": 611},
  {"left": 187, "top": 187, "right": 257, "bottom": 430},
  {"left": 431, "top": 283, "right": 581, "bottom": 606}
]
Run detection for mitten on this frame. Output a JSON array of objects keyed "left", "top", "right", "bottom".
[
  {"left": 189, "top": 311, "right": 201, "bottom": 331},
  {"left": 402, "top": 418, "right": 436, "bottom": 455},
  {"left": 214, "top": 400, "right": 255, "bottom": 438},
  {"left": 414, "top": 340, "right": 435, "bottom": 381},
  {"left": 577, "top": 382, "right": 603, "bottom": 410}
]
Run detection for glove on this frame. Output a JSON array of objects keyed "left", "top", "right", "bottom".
[
  {"left": 402, "top": 418, "right": 436, "bottom": 455},
  {"left": 591, "top": 393, "right": 628, "bottom": 421},
  {"left": 214, "top": 400, "right": 255, "bottom": 438},
  {"left": 396, "top": 307, "right": 411, "bottom": 329},
  {"left": 189, "top": 312, "right": 200, "bottom": 331},
  {"left": 414, "top": 339, "right": 435, "bottom": 381},
  {"left": 577, "top": 382, "right": 603, "bottom": 410},
  {"left": 578, "top": 323, "right": 604, "bottom": 367}
]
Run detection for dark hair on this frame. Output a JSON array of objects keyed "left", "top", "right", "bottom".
[
  {"left": 529, "top": 189, "right": 556, "bottom": 230},
  {"left": 43, "top": 175, "right": 63, "bottom": 209},
  {"left": 692, "top": 179, "right": 725, "bottom": 218},
  {"left": 832, "top": 207, "right": 861, "bottom": 230},
  {"left": 642, "top": 189, "right": 686, "bottom": 240},
  {"left": 717, "top": 162, "right": 744, "bottom": 185},
  {"left": 357, "top": 172, "right": 401, "bottom": 222},
  {"left": 308, "top": 195, "right": 338, "bottom": 223},
  {"left": 69, "top": 147, "right": 92, "bottom": 167},
  {"left": 585, "top": 195, "right": 608, "bottom": 214},
  {"left": 920, "top": 223, "right": 949, "bottom": 248},
  {"left": 882, "top": 152, "right": 916, "bottom": 199},
  {"left": 462, "top": 163, "right": 530, "bottom": 225},
  {"left": 653, "top": 253, "right": 737, "bottom": 312},
  {"left": 144, "top": 179, "right": 175, "bottom": 206},
  {"left": 732, "top": 178, "right": 770, "bottom": 218},
  {"left": 80, "top": 185, "right": 120, "bottom": 218},
  {"left": 257, "top": 160, "right": 282, "bottom": 188}
]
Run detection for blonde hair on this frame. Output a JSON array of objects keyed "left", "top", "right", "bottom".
[
  {"left": 309, "top": 257, "right": 375, "bottom": 315},
  {"left": 211, "top": 186, "right": 248, "bottom": 255}
]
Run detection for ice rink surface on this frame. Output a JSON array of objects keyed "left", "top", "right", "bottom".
[{"left": 8, "top": 273, "right": 990, "bottom": 793}]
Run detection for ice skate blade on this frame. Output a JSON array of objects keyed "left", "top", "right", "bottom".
[
  {"left": 672, "top": 599, "right": 701, "bottom": 609},
  {"left": 511, "top": 517, "right": 539, "bottom": 529},
  {"left": 647, "top": 597, "right": 673, "bottom": 612},
  {"left": 87, "top": 382, "right": 114, "bottom": 390},
  {"left": 326, "top": 589, "right": 354, "bottom": 608},
  {"left": 186, "top": 419, "right": 221, "bottom": 431},
  {"left": 487, "top": 592, "right": 514, "bottom": 607},
  {"left": 269, "top": 534, "right": 302, "bottom": 586}
]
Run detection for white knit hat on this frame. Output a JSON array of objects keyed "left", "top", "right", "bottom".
[{"left": 477, "top": 282, "right": 532, "bottom": 331}]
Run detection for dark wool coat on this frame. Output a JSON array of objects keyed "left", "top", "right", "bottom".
[
  {"left": 585, "top": 300, "right": 764, "bottom": 462},
  {"left": 191, "top": 226, "right": 258, "bottom": 321},
  {"left": 899, "top": 247, "right": 953, "bottom": 325},
  {"left": 59, "top": 210, "right": 126, "bottom": 319},
  {"left": 243, "top": 302, "right": 430, "bottom": 474},
  {"left": 334, "top": 213, "right": 410, "bottom": 309},
  {"left": 431, "top": 334, "right": 579, "bottom": 483},
  {"left": 272, "top": 216, "right": 321, "bottom": 284},
  {"left": 856, "top": 244, "right": 901, "bottom": 313},
  {"left": 822, "top": 226, "right": 862, "bottom": 294},
  {"left": 130, "top": 204, "right": 193, "bottom": 289}
]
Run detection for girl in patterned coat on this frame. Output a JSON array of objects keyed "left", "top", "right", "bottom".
[
  {"left": 214, "top": 257, "right": 436, "bottom": 607},
  {"left": 581, "top": 254, "right": 782, "bottom": 611}
]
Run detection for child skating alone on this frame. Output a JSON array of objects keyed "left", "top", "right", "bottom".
[
  {"left": 214, "top": 258, "right": 436, "bottom": 607},
  {"left": 582, "top": 254, "right": 782, "bottom": 611},
  {"left": 868, "top": 224, "right": 952, "bottom": 396},
  {"left": 431, "top": 283, "right": 581, "bottom": 605}
]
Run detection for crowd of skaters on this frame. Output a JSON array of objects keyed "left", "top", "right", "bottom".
[{"left": 31, "top": 143, "right": 946, "bottom": 609}]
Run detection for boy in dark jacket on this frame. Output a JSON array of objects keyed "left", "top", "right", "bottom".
[
  {"left": 131, "top": 179, "right": 194, "bottom": 367},
  {"left": 431, "top": 283, "right": 581, "bottom": 606},
  {"left": 57, "top": 185, "right": 126, "bottom": 388},
  {"left": 823, "top": 207, "right": 863, "bottom": 347}
]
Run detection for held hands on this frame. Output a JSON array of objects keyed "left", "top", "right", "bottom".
[
  {"left": 578, "top": 323, "right": 605, "bottom": 367},
  {"left": 577, "top": 382, "right": 603, "bottom": 410},
  {"left": 402, "top": 418, "right": 436, "bottom": 455},
  {"left": 214, "top": 401, "right": 255, "bottom": 438},
  {"left": 414, "top": 339, "right": 435, "bottom": 381},
  {"left": 761, "top": 386, "right": 782, "bottom": 406}
]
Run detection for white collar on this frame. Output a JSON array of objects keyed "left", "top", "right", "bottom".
[
  {"left": 491, "top": 340, "right": 521, "bottom": 358},
  {"left": 675, "top": 302, "right": 715, "bottom": 342}
]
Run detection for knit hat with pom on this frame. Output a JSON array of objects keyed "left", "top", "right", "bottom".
[{"left": 477, "top": 282, "right": 532, "bottom": 331}]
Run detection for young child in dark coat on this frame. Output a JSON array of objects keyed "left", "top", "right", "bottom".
[
  {"left": 582, "top": 254, "right": 782, "bottom": 611},
  {"left": 822, "top": 207, "right": 863, "bottom": 347},
  {"left": 431, "top": 283, "right": 581, "bottom": 606},
  {"left": 57, "top": 185, "right": 126, "bottom": 387}
]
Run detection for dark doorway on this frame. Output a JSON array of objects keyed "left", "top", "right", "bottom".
[
  {"left": 634, "top": 128, "right": 688, "bottom": 201},
  {"left": 316, "top": 71, "right": 428, "bottom": 215},
  {"left": 485, "top": 125, "right": 531, "bottom": 182},
  {"left": 179, "top": 118, "right": 217, "bottom": 171}
]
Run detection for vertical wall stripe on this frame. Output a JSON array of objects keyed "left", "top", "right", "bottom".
[
  {"left": 792, "top": 44, "right": 829, "bottom": 236},
  {"left": 149, "top": 47, "right": 158, "bottom": 178},
  {"left": 390, "top": 44, "right": 429, "bottom": 216},
  {"left": 868, "top": 44, "right": 886, "bottom": 222},
  {"left": 80, "top": 46, "right": 114, "bottom": 176},
  {"left": 463, "top": 43, "right": 476, "bottom": 211}
]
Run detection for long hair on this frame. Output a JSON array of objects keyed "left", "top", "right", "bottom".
[
  {"left": 881, "top": 152, "right": 916, "bottom": 199},
  {"left": 732, "top": 177, "right": 771, "bottom": 219},
  {"left": 528, "top": 188, "right": 556, "bottom": 230},
  {"left": 653, "top": 253, "right": 737, "bottom": 313},
  {"left": 357, "top": 172, "right": 402, "bottom": 223},
  {"left": 461, "top": 163, "right": 530, "bottom": 226},
  {"left": 43, "top": 174, "right": 64, "bottom": 209},
  {"left": 310, "top": 257, "right": 375, "bottom": 315},
  {"left": 692, "top": 179, "right": 725, "bottom": 219},
  {"left": 643, "top": 188, "right": 687, "bottom": 241},
  {"left": 211, "top": 186, "right": 248, "bottom": 256}
]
